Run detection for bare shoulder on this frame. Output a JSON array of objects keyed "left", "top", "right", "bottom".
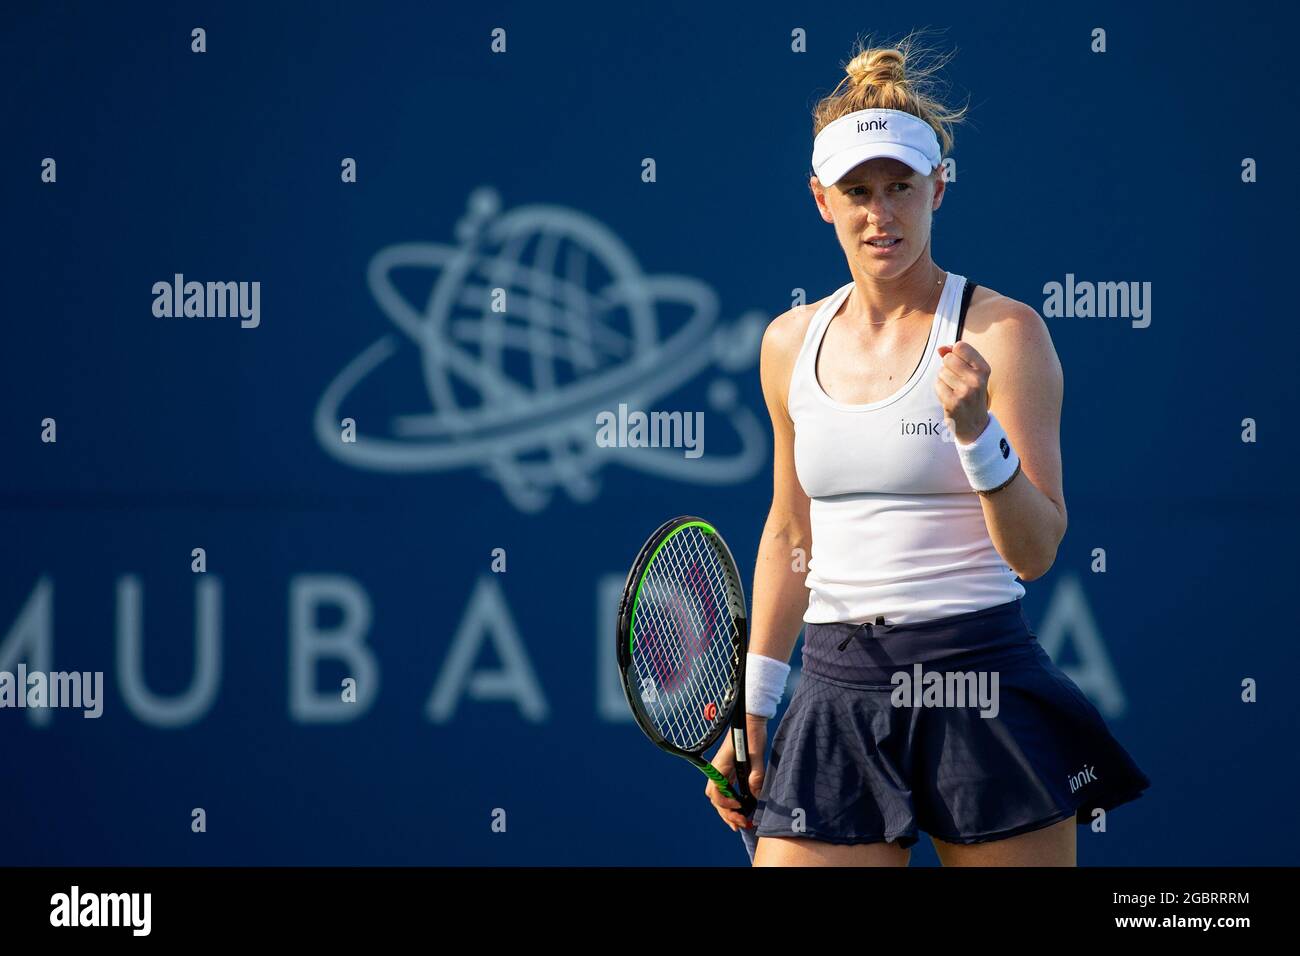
[
  {"left": 762, "top": 295, "right": 821, "bottom": 359},
  {"left": 963, "top": 283, "right": 1051, "bottom": 345},
  {"left": 759, "top": 293, "right": 826, "bottom": 414},
  {"left": 961, "top": 282, "right": 1062, "bottom": 398}
]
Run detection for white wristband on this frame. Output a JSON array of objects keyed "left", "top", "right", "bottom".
[
  {"left": 955, "top": 411, "right": 1021, "bottom": 494},
  {"left": 745, "top": 652, "right": 791, "bottom": 718}
]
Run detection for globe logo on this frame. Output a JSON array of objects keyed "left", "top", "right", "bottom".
[{"left": 315, "top": 187, "right": 767, "bottom": 512}]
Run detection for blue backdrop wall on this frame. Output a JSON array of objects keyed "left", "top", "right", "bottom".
[{"left": 3, "top": 1, "right": 1296, "bottom": 865}]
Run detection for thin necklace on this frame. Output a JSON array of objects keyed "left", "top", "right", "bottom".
[{"left": 855, "top": 270, "right": 946, "bottom": 328}]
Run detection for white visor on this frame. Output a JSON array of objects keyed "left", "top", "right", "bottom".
[{"left": 811, "top": 108, "right": 942, "bottom": 186}]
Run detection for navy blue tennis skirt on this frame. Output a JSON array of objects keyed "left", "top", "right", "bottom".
[{"left": 751, "top": 599, "right": 1150, "bottom": 849}]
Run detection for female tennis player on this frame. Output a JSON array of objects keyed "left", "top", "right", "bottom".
[{"left": 704, "top": 34, "right": 1150, "bottom": 866}]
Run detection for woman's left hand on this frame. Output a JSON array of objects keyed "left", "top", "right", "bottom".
[{"left": 935, "top": 342, "right": 993, "bottom": 445}]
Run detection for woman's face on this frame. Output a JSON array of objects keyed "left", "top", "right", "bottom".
[{"left": 811, "top": 157, "right": 946, "bottom": 278}]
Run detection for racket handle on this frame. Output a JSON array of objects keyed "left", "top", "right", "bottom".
[
  {"left": 702, "top": 763, "right": 757, "bottom": 818},
  {"left": 730, "top": 730, "right": 759, "bottom": 819},
  {"left": 723, "top": 766, "right": 758, "bottom": 817}
]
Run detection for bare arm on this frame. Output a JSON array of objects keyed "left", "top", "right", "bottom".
[
  {"left": 703, "top": 308, "right": 814, "bottom": 830},
  {"left": 749, "top": 312, "right": 814, "bottom": 665},
  {"left": 937, "top": 302, "right": 1067, "bottom": 581}
]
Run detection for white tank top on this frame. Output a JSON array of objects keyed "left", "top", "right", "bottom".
[{"left": 789, "top": 272, "right": 1025, "bottom": 625}]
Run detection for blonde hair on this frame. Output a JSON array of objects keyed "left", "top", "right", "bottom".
[{"left": 812, "top": 30, "right": 969, "bottom": 163}]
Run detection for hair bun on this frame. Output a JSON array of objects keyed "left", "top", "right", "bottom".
[
  {"left": 812, "top": 31, "right": 968, "bottom": 159},
  {"left": 847, "top": 48, "right": 906, "bottom": 88}
]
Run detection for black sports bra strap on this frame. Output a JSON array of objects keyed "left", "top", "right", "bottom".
[{"left": 956, "top": 280, "right": 978, "bottom": 341}]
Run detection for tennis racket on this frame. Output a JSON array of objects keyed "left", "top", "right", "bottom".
[{"left": 616, "top": 515, "right": 758, "bottom": 838}]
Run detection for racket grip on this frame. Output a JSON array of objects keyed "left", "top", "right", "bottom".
[
  {"left": 719, "top": 780, "right": 757, "bottom": 824},
  {"left": 723, "top": 773, "right": 758, "bottom": 818},
  {"left": 703, "top": 763, "right": 757, "bottom": 818},
  {"left": 730, "top": 726, "right": 759, "bottom": 819}
]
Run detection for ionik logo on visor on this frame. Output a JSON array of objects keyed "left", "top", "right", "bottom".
[{"left": 812, "top": 108, "right": 943, "bottom": 186}]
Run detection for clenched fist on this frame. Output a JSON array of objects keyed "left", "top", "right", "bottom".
[{"left": 935, "top": 341, "right": 992, "bottom": 445}]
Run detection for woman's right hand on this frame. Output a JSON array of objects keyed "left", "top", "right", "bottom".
[{"left": 704, "top": 715, "right": 767, "bottom": 831}]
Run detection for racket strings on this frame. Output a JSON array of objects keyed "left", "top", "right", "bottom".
[{"left": 632, "top": 528, "right": 742, "bottom": 751}]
